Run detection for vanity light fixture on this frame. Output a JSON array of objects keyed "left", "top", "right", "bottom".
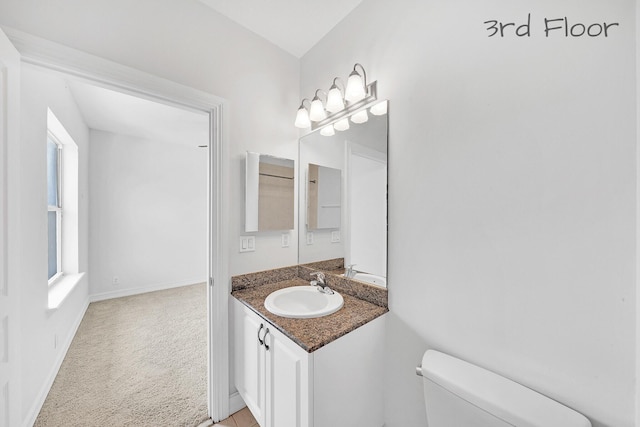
[
  {"left": 351, "top": 109, "right": 369, "bottom": 124},
  {"left": 309, "top": 90, "right": 328, "bottom": 122},
  {"left": 294, "top": 99, "right": 312, "bottom": 129},
  {"left": 370, "top": 100, "right": 388, "bottom": 116},
  {"left": 294, "top": 63, "right": 377, "bottom": 131},
  {"left": 334, "top": 118, "right": 350, "bottom": 132},
  {"left": 320, "top": 125, "right": 335, "bottom": 136},
  {"left": 345, "top": 63, "right": 367, "bottom": 103},
  {"left": 326, "top": 78, "right": 346, "bottom": 113}
]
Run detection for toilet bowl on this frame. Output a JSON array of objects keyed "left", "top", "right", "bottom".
[{"left": 417, "top": 350, "right": 591, "bottom": 427}]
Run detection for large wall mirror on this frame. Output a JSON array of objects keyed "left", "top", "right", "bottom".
[
  {"left": 298, "top": 101, "right": 388, "bottom": 288},
  {"left": 245, "top": 152, "right": 295, "bottom": 232}
]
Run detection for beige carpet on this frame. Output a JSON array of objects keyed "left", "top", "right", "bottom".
[{"left": 36, "top": 283, "right": 209, "bottom": 427}]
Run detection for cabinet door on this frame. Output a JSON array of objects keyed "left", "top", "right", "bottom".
[
  {"left": 264, "top": 325, "right": 312, "bottom": 427},
  {"left": 233, "top": 300, "right": 266, "bottom": 426}
]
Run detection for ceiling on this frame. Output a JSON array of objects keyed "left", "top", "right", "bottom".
[
  {"left": 68, "top": 1, "right": 367, "bottom": 141},
  {"left": 197, "top": 0, "right": 364, "bottom": 58},
  {"left": 69, "top": 81, "right": 209, "bottom": 148}
]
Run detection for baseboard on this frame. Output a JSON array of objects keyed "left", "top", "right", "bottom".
[
  {"left": 23, "top": 297, "right": 90, "bottom": 427},
  {"left": 228, "top": 392, "right": 246, "bottom": 416},
  {"left": 90, "top": 278, "right": 206, "bottom": 302}
]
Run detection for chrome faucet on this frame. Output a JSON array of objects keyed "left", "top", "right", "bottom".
[
  {"left": 310, "top": 272, "right": 334, "bottom": 295},
  {"left": 310, "top": 271, "right": 325, "bottom": 286},
  {"left": 345, "top": 264, "right": 357, "bottom": 278}
]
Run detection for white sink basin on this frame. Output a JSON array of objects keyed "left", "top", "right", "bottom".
[
  {"left": 352, "top": 273, "right": 386, "bottom": 287},
  {"left": 264, "top": 286, "right": 344, "bottom": 319},
  {"left": 343, "top": 272, "right": 387, "bottom": 287}
]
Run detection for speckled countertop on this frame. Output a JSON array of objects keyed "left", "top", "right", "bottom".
[{"left": 232, "top": 278, "right": 388, "bottom": 353}]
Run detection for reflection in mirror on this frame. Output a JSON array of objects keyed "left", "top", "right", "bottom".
[
  {"left": 245, "top": 152, "right": 295, "bottom": 232},
  {"left": 298, "top": 100, "right": 388, "bottom": 288},
  {"left": 307, "top": 163, "right": 341, "bottom": 230}
]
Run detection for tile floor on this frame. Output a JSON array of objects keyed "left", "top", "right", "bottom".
[{"left": 214, "top": 407, "right": 259, "bottom": 427}]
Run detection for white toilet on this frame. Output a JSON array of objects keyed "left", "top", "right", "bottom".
[{"left": 417, "top": 350, "right": 591, "bottom": 427}]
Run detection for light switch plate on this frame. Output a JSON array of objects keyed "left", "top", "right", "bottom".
[
  {"left": 281, "top": 233, "right": 290, "bottom": 248},
  {"left": 240, "top": 236, "right": 255, "bottom": 253},
  {"left": 306, "top": 232, "right": 314, "bottom": 245},
  {"left": 331, "top": 231, "right": 341, "bottom": 243}
]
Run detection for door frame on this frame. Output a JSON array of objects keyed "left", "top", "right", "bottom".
[
  {"left": 3, "top": 27, "right": 232, "bottom": 422},
  {"left": 0, "top": 27, "right": 22, "bottom": 427}
]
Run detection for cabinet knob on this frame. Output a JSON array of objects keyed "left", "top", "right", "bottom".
[
  {"left": 264, "top": 328, "right": 270, "bottom": 351},
  {"left": 258, "top": 323, "right": 265, "bottom": 346}
]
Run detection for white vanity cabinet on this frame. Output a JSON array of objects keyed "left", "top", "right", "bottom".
[
  {"left": 233, "top": 298, "right": 268, "bottom": 424},
  {"left": 233, "top": 299, "right": 311, "bottom": 427},
  {"left": 232, "top": 298, "right": 385, "bottom": 427}
]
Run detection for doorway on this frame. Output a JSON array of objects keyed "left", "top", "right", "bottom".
[
  {"left": 8, "top": 29, "right": 230, "bottom": 423},
  {"left": 41, "top": 72, "right": 210, "bottom": 424}
]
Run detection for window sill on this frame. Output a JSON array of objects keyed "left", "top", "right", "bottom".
[{"left": 48, "top": 272, "right": 85, "bottom": 310}]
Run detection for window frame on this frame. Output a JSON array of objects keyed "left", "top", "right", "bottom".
[{"left": 47, "top": 131, "right": 63, "bottom": 285}]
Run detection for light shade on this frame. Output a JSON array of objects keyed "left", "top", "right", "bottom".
[
  {"left": 294, "top": 105, "right": 311, "bottom": 128},
  {"left": 320, "top": 125, "right": 335, "bottom": 136},
  {"left": 351, "top": 109, "right": 368, "bottom": 124},
  {"left": 309, "top": 96, "right": 327, "bottom": 122},
  {"left": 345, "top": 69, "right": 366, "bottom": 103},
  {"left": 334, "top": 118, "right": 350, "bottom": 131},
  {"left": 326, "top": 82, "right": 345, "bottom": 113},
  {"left": 370, "top": 100, "right": 388, "bottom": 116}
]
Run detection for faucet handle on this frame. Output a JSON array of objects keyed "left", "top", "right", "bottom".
[
  {"left": 310, "top": 271, "right": 325, "bottom": 284},
  {"left": 345, "top": 264, "right": 357, "bottom": 278}
]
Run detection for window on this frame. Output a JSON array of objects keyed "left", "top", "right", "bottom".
[
  {"left": 46, "top": 108, "right": 82, "bottom": 308},
  {"left": 47, "top": 133, "right": 62, "bottom": 282}
]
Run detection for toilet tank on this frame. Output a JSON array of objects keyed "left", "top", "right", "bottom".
[{"left": 419, "top": 350, "right": 591, "bottom": 427}]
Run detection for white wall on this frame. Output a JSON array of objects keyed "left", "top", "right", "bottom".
[
  {"left": 89, "top": 130, "right": 208, "bottom": 299},
  {"left": 302, "top": 1, "right": 636, "bottom": 426},
  {"left": 0, "top": 0, "right": 301, "bottom": 277},
  {"left": 0, "top": 1, "right": 301, "bottom": 420},
  {"left": 19, "top": 65, "right": 90, "bottom": 424}
]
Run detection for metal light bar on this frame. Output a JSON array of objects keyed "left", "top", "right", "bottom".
[{"left": 310, "top": 81, "right": 377, "bottom": 131}]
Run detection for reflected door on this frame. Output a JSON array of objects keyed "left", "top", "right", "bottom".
[{"left": 348, "top": 150, "right": 387, "bottom": 278}]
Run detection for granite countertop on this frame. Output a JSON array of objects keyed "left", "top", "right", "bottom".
[{"left": 232, "top": 278, "right": 388, "bottom": 353}]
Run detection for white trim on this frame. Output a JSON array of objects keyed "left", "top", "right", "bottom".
[
  {"left": 46, "top": 270, "right": 63, "bottom": 288},
  {"left": 2, "top": 26, "right": 231, "bottom": 422},
  {"left": 0, "top": 27, "right": 22, "bottom": 427},
  {"left": 636, "top": 0, "right": 640, "bottom": 423},
  {"left": 228, "top": 392, "right": 246, "bottom": 415},
  {"left": 23, "top": 297, "right": 90, "bottom": 427},
  {"left": 208, "top": 81, "right": 231, "bottom": 422},
  {"left": 47, "top": 135, "right": 63, "bottom": 280},
  {"left": 89, "top": 278, "right": 207, "bottom": 302},
  {"left": 48, "top": 272, "right": 84, "bottom": 309}
]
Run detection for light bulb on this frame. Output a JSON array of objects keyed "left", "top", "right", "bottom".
[
  {"left": 345, "top": 70, "right": 366, "bottom": 103},
  {"left": 370, "top": 100, "right": 388, "bottom": 116},
  {"left": 309, "top": 97, "right": 327, "bottom": 122},
  {"left": 326, "top": 85, "right": 345, "bottom": 113},
  {"left": 351, "top": 110, "right": 368, "bottom": 124},
  {"left": 334, "top": 118, "right": 350, "bottom": 131},
  {"left": 320, "top": 125, "right": 335, "bottom": 136},
  {"left": 294, "top": 105, "right": 311, "bottom": 128}
]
